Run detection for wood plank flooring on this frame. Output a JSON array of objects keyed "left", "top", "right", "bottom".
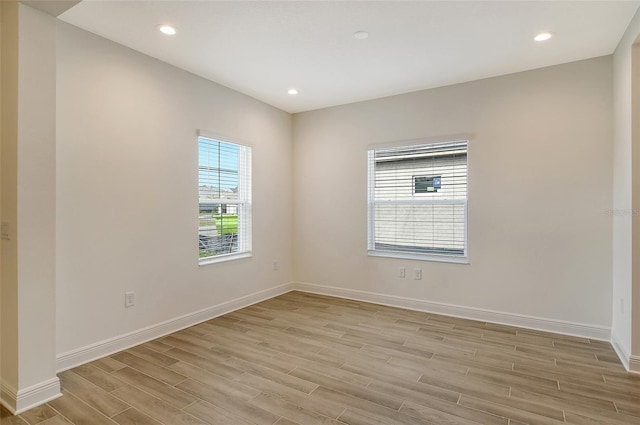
[{"left": 2, "top": 291, "right": 640, "bottom": 425}]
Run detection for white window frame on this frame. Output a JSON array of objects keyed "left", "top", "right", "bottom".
[
  {"left": 367, "top": 140, "right": 469, "bottom": 264},
  {"left": 198, "top": 133, "right": 252, "bottom": 265}
]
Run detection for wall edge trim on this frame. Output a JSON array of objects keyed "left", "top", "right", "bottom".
[
  {"left": 0, "top": 380, "right": 18, "bottom": 414},
  {"left": 629, "top": 355, "right": 640, "bottom": 374},
  {"left": 1, "top": 377, "right": 61, "bottom": 415},
  {"left": 611, "top": 330, "right": 632, "bottom": 371}
]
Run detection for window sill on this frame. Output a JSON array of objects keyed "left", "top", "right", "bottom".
[
  {"left": 199, "top": 251, "right": 252, "bottom": 266},
  {"left": 368, "top": 250, "right": 468, "bottom": 264}
]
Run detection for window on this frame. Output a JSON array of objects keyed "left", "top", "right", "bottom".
[
  {"left": 198, "top": 135, "right": 251, "bottom": 264},
  {"left": 367, "top": 140, "right": 468, "bottom": 262}
]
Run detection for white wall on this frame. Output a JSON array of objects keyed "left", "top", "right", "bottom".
[
  {"left": 1, "top": 3, "right": 60, "bottom": 413},
  {"left": 17, "top": 2, "right": 58, "bottom": 392},
  {"left": 612, "top": 7, "right": 640, "bottom": 363},
  {"left": 1, "top": 0, "right": 20, "bottom": 395},
  {"left": 56, "top": 23, "right": 293, "bottom": 358},
  {"left": 293, "top": 57, "right": 613, "bottom": 332}
]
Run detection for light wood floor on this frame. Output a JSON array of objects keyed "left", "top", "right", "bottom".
[{"left": 2, "top": 291, "right": 640, "bottom": 425}]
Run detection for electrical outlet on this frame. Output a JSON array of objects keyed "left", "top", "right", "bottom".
[
  {"left": 398, "top": 267, "right": 406, "bottom": 278},
  {"left": 125, "top": 291, "right": 135, "bottom": 308},
  {"left": 273, "top": 261, "right": 279, "bottom": 271},
  {"left": 414, "top": 268, "right": 422, "bottom": 280}
]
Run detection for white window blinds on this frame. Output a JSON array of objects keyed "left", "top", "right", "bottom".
[
  {"left": 198, "top": 136, "right": 252, "bottom": 262},
  {"left": 367, "top": 141, "right": 468, "bottom": 261}
]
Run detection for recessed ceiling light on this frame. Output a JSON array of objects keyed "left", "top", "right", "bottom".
[
  {"left": 159, "top": 25, "right": 177, "bottom": 35},
  {"left": 534, "top": 32, "right": 553, "bottom": 42},
  {"left": 288, "top": 89, "right": 298, "bottom": 95},
  {"left": 354, "top": 31, "right": 369, "bottom": 40}
]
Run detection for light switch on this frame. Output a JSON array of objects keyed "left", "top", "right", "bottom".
[{"left": 1, "top": 222, "right": 11, "bottom": 240}]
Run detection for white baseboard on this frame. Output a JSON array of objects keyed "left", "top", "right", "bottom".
[
  {"left": 0, "top": 380, "right": 17, "bottom": 414},
  {"left": 56, "top": 283, "right": 294, "bottom": 372},
  {"left": 53, "top": 279, "right": 627, "bottom": 379},
  {"left": 293, "top": 282, "right": 611, "bottom": 341},
  {"left": 611, "top": 330, "right": 631, "bottom": 371},
  {"left": 1, "top": 377, "right": 61, "bottom": 415},
  {"left": 4, "top": 280, "right": 628, "bottom": 416},
  {"left": 630, "top": 355, "right": 640, "bottom": 374}
]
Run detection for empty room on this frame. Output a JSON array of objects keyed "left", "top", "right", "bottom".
[{"left": 3, "top": 0, "right": 640, "bottom": 424}]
